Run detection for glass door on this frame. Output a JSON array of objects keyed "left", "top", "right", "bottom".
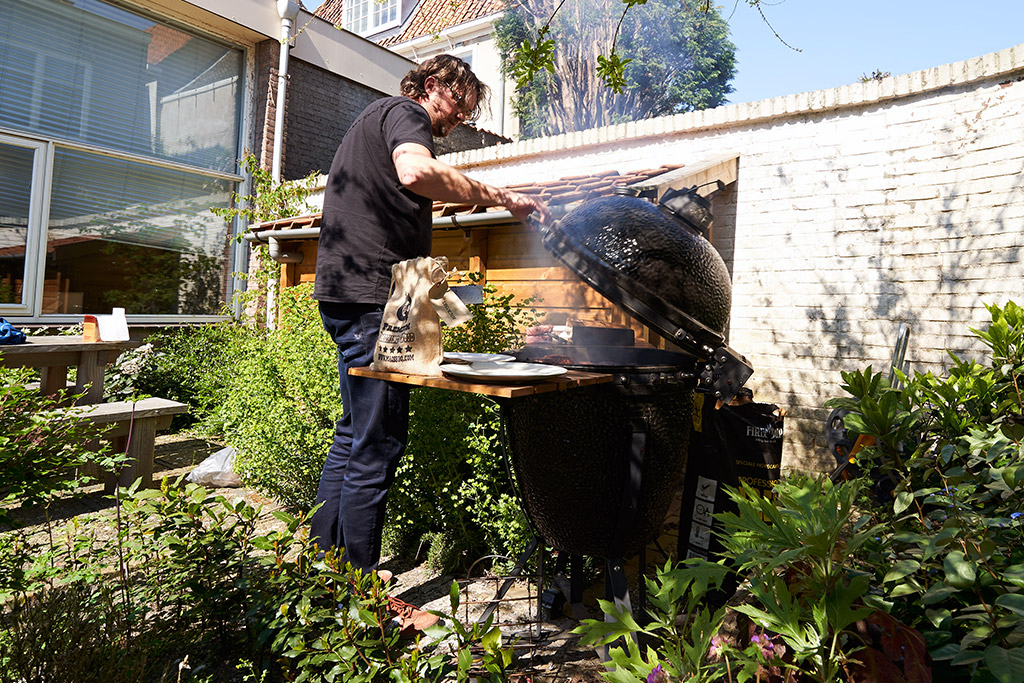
[{"left": 0, "top": 133, "right": 48, "bottom": 316}]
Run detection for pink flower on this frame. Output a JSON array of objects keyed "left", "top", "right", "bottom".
[
  {"left": 749, "top": 632, "right": 778, "bottom": 660},
  {"left": 647, "top": 664, "right": 668, "bottom": 683},
  {"left": 708, "top": 634, "right": 727, "bottom": 661}
]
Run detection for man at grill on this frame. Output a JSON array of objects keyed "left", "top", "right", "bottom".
[{"left": 311, "top": 54, "right": 547, "bottom": 633}]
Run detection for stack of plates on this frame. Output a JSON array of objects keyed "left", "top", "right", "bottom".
[{"left": 440, "top": 352, "right": 568, "bottom": 383}]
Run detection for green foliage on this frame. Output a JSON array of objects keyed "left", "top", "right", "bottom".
[
  {"left": 266, "top": 538, "right": 513, "bottom": 683},
  {"left": 210, "top": 152, "right": 319, "bottom": 227},
  {"left": 596, "top": 51, "right": 632, "bottom": 94},
  {"left": 103, "top": 323, "right": 259, "bottom": 436},
  {"left": 859, "top": 69, "right": 892, "bottom": 82},
  {"left": 719, "top": 476, "right": 882, "bottom": 682},
  {"left": 216, "top": 284, "right": 339, "bottom": 510},
  {"left": 828, "top": 300, "right": 1024, "bottom": 682},
  {"left": 506, "top": 24, "right": 556, "bottom": 90},
  {"left": 496, "top": 0, "right": 736, "bottom": 136},
  {"left": 210, "top": 151, "right": 320, "bottom": 323},
  {"left": 0, "top": 366, "right": 126, "bottom": 530},
  {"left": 577, "top": 476, "right": 931, "bottom": 683},
  {"left": 574, "top": 560, "right": 732, "bottom": 682},
  {"left": 394, "top": 390, "right": 532, "bottom": 573},
  {"left": 441, "top": 278, "right": 540, "bottom": 354},
  {"left": 1, "top": 481, "right": 513, "bottom": 682}
]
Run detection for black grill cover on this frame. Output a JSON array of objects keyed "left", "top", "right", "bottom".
[{"left": 540, "top": 195, "right": 732, "bottom": 355}]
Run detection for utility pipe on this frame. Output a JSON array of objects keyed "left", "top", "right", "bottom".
[
  {"left": 244, "top": 226, "right": 317, "bottom": 263},
  {"left": 273, "top": 0, "right": 299, "bottom": 184},
  {"left": 264, "top": 0, "right": 300, "bottom": 328}
]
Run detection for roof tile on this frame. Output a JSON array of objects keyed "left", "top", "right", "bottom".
[
  {"left": 380, "top": 0, "right": 503, "bottom": 46},
  {"left": 316, "top": 0, "right": 503, "bottom": 46},
  {"left": 252, "top": 164, "right": 682, "bottom": 232}
]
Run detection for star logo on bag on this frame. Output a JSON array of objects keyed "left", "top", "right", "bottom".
[{"left": 405, "top": 346, "right": 413, "bottom": 352}]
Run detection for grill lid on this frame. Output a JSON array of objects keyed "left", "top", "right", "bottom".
[
  {"left": 535, "top": 194, "right": 731, "bottom": 357},
  {"left": 530, "top": 191, "right": 754, "bottom": 402}
]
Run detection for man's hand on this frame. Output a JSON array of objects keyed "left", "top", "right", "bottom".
[{"left": 502, "top": 189, "right": 551, "bottom": 225}]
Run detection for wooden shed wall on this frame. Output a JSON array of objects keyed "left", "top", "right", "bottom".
[{"left": 279, "top": 223, "right": 665, "bottom": 346}]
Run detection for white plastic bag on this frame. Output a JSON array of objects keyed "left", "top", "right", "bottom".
[{"left": 187, "top": 446, "right": 242, "bottom": 488}]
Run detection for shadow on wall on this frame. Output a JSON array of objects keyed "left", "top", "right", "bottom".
[{"left": 749, "top": 151, "right": 1023, "bottom": 471}]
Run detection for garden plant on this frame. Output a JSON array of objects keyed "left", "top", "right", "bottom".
[{"left": 577, "top": 301, "right": 1024, "bottom": 683}]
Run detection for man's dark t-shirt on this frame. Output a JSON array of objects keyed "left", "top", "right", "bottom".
[{"left": 314, "top": 97, "right": 436, "bottom": 304}]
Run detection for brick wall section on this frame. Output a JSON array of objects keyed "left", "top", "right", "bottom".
[
  {"left": 445, "top": 46, "right": 1024, "bottom": 472},
  {"left": 254, "top": 40, "right": 511, "bottom": 178},
  {"left": 254, "top": 40, "right": 386, "bottom": 179}
]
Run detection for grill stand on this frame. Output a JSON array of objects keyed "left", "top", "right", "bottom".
[{"left": 476, "top": 400, "right": 651, "bottom": 660}]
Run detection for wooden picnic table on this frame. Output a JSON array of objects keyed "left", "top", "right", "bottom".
[
  {"left": 0, "top": 335, "right": 138, "bottom": 404},
  {"left": 348, "top": 366, "right": 612, "bottom": 399}
]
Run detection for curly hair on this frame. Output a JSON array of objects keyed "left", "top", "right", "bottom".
[{"left": 400, "top": 54, "right": 489, "bottom": 120}]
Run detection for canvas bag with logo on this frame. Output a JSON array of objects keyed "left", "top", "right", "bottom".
[{"left": 370, "top": 256, "right": 472, "bottom": 376}]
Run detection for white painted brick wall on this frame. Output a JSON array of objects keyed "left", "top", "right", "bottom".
[{"left": 446, "top": 45, "right": 1024, "bottom": 472}]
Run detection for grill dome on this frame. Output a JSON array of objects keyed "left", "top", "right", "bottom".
[{"left": 542, "top": 195, "right": 732, "bottom": 354}]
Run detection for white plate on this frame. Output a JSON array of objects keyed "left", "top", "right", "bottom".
[
  {"left": 440, "top": 362, "right": 569, "bottom": 383},
  {"left": 442, "top": 352, "right": 516, "bottom": 364}
]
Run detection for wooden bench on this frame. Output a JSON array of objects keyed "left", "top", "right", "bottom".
[{"left": 64, "top": 397, "right": 190, "bottom": 492}]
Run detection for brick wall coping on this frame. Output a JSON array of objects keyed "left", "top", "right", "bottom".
[{"left": 440, "top": 43, "right": 1024, "bottom": 169}]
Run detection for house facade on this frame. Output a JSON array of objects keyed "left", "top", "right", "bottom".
[
  {"left": 0, "top": 0, "right": 410, "bottom": 324},
  {"left": 315, "top": 0, "right": 516, "bottom": 138}
]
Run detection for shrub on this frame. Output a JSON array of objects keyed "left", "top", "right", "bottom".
[
  {"left": 0, "top": 366, "right": 125, "bottom": 531},
  {"left": 219, "top": 284, "right": 338, "bottom": 510},
  {"left": 828, "top": 301, "right": 1024, "bottom": 682},
  {"left": 0, "top": 481, "right": 513, "bottom": 682},
  {"left": 577, "top": 302, "right": 1024, "bottom": 683},
  {"left": 389, "top": 389, "right": 532, "bottom": 573}
]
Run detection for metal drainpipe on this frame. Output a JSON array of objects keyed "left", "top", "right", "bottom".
[
  {"left": 265, "top": 0, "right": 300, "bottom": 329},
  {"left": 273, "top": 0, "right": 299, "bottom": 185}
]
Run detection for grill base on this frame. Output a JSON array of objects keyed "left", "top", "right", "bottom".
[{"left": 502, "top": 380, "right": 694, "bottom": 559}]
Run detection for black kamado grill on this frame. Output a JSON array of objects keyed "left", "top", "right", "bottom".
[{"left": 495, "top": 183, "right": 754, "bottom": 618}]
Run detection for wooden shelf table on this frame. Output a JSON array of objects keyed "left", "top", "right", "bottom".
[{"left": 348, "top": 366, "right": 612, "bottom": 398}]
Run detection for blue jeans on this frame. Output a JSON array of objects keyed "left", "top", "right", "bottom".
[{"left": 310, "top": 301, "right": 410, "bottom": 571}]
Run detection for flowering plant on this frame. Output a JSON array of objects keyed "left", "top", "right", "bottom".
[{"left": 104, "top": 342, "right": 160, "bottom": 401}]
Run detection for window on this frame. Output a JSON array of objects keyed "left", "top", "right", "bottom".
[
  {"left": 0, "top": 0, "right": 245, "bottom": 320},
  {"left": 0, "top": 135, "right": 46, "bottom": 313},
  {"left": 344, "top": 0, "right": 399, "bottom": 36}
]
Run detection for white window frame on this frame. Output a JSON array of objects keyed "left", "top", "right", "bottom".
[
  {"left": 0, "top": 131, "right": 53, "bottom": 318},
  {"left": 344, "top": 0, "right": 400, "bottom": 36}
]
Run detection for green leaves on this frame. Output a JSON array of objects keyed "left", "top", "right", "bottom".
[
  {"left": 984, "top": 646, "right": 1024, "bottom": 683},
  {"left": 0, "top": 367, "right": 118, "bottom": 530},
  {"left": 942, "top": 551, "right": 977, "bottom": 588},
  {"left": 211, "top": 151, "right": 319, "bottom": 227},
  {"left": 574, "top": 559, "right": 729, "bottom": 682},
  {"left": 596, "top": 51, "right": 633, "bottom": 93},
  {"left": 495, "top": 0, "right": 736, "bottom": 137},
  {"left": 883, "top": 559, "right": 921, "bottom": 583},
  {"left": 508, "top": 26, "right": 555, "bottom": 90},
  {"left": 994, "top": 593, "right": 1024, "bottom": 618},
  {"left": 831, "top": 301, "right": 1024, "bottom": 682}
]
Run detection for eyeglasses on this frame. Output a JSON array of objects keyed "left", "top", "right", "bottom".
[{"left": 442, "top": 80, "right": 476, "bottom": 121}]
